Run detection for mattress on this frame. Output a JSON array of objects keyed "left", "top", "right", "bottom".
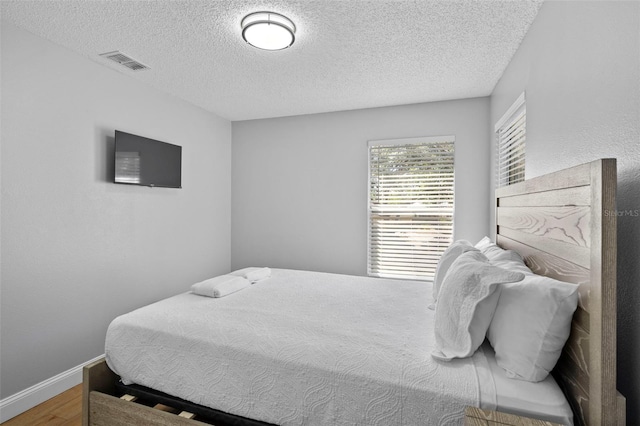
[
  {"left": 105, "top": 268, "right": 573, "bottom": 425},
  {"left": 477, "top": 342, "right": 573, "bottom": 425}
]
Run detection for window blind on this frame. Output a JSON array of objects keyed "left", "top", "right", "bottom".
[
  {"left": 496, "top": 95, "right": 526, "bottom": 187},
  {"left": 368, "top": 138, "right": 455, "bottom": 280}
]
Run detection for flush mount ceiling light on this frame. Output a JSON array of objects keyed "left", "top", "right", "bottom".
[{"left": 241, "top": 11, "right": 296, "bottom": 51}]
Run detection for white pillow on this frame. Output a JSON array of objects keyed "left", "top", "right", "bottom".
[
  {"left": 432, "top": 240, "right": 477, "bottom": 302},
  {"left": 476, "top": 237, "right": 532, "bottom": 274},
  {"left": 474, "top": 236, "right": 493, "bottom": 251},
  {"left": 475, "top": 236, "right": 507, "bottom": 261},
  {"left": 487, "top": 275, "right": 579, "bottom": 382},
  {"left": 431, "top": 251, "right": 525, "bottom": 361},
  {"left": 489, "top": 249, "right": 533, "bottom": 276},
  {"left": 191, "top": 275, "right": 250, "bottom": 298}
]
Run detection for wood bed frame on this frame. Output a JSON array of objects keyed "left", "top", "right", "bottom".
[
  {"left": 495, "top": 158, "right": 625, "bottom": 425},
  {"left": 83, "top": 158, "right": 625, "bottom": 426}
]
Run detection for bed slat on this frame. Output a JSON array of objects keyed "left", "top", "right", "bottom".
[
  {"left": 465, "top": 406, "right": 564, "bottom": 425},
  {"left": 497, "top": 227, "right": 590, "bottom": 269},
  {"left": 498, "top": 185, "right": 591, "bottom": 207},
  {"left": 497, "top": 206, "right": 590, "bottom": 248},
  {"left": 495, "top": 162, "right": 591, "bottom": 198},
  {"left": 89, "top": 392, "right": 210, "bottom": 426}
]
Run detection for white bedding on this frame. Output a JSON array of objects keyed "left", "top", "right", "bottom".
[
  {"left": 481, "top": 342, "right": 573, "bottom": 425},
  {"left": 105, "top": 269, "right": 573, "bottom": 425}
]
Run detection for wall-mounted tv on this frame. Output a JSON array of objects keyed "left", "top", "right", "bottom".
[{"left": 114, "top": 130, "right": 182, "bottom": 188}]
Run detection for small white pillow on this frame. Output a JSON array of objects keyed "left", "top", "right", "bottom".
[
  {"left": 432, "top": 240, "right": 477, "bottom": 303},
  {"left": 432, "top": 251, "right": 525, "bottom": 361},
  {"left": 230, "top": 266, "right": 272, "bottom": 283},
  {"left": 191, "top": 275, "right": 250, "bottom": 298},
  {"left": 488, "top": 275, "right": 579, "bottom": 382}
]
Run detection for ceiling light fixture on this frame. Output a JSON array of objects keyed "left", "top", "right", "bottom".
[{"left": 241, "top": 11, "right": 296, "bottom": 51}]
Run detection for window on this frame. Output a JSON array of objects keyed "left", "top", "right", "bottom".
[
  {"left": 496, "top": 93, "right": 526, "bottom": 187},
  {"left": 368, "top": 137, "right": 455, "bottom": 280}
]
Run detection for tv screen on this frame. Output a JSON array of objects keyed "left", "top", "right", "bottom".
[{"left": 114, "top": 130, "right": 182, "bottom": 188}]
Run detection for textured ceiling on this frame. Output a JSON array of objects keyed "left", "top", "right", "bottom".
[{"left": 1, "top": 0, "right": 543, "bottom": 121}]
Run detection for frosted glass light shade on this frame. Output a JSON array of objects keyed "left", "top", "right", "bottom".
[{"left": 241, "top": 12, "right": 296, "bottom": 51}]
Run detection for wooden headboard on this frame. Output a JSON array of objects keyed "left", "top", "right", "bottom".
[{"left": 495, "top": 159, "right": 625, "bottom": 426}]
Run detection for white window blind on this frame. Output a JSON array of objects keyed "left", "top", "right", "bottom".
[
  {"left": 496, "top": 93, "right": 526, "bottom": 187},
  {"left": 368, "top": 137, "right": 455, "bottom": 280}
]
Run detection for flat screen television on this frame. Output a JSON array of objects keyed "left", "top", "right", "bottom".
[{"left": 114, "top": 130, "right": 182, "bottom": 188}]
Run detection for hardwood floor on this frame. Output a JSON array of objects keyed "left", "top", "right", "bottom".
[{"left": 1, "top": 384, "right": 82, "bottom": 426}]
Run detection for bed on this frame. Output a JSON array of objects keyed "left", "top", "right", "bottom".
[{"left": 82, "top": 158, "right": 625, "bottom": 426}]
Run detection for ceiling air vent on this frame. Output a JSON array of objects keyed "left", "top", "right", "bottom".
[{"left": 99, "top": 51, "right": 149, "bottom": 71}]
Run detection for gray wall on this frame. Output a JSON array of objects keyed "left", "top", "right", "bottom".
[
  {"left": 232, "top": 98, "right": 490, "bottom": 276},
  {"left": 490, "top": 1, "right": 640, "bottom": 419},
  {"left": 0, "top": 22, "right": 232, "bottom": 398}
]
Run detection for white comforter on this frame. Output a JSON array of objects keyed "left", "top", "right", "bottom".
[{"left": 105, "top": 269, "right": 481, "bottom": 425}]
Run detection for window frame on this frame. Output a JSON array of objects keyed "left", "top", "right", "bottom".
[{"left": 367, "top": 136, "right": 455, "bottom": 281}]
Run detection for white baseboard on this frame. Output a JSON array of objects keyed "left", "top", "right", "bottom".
[{"left": 0, "top": 354, "right": 105, "bottom": 423}]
